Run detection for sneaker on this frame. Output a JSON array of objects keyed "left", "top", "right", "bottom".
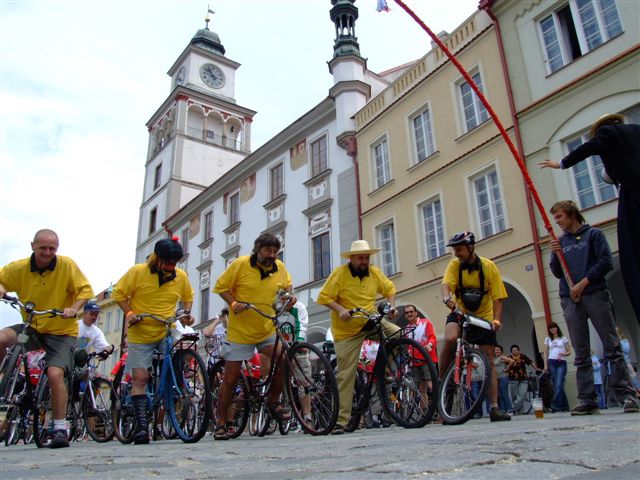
[
  {"left": 133, "top": 428, "right": 150, "bottom": 444},
  {"left": 623, "top": 399, "right": 640, "bottom": 413},
  {"left": 489, "top": 407, "right": 511, "bottom": 422},
  {"left": 49, "top": 429, "right": 70, "bottom": 449},
  {"left": 570, "top": 403, "right": 600, "bottom": 416},
  {"left": 331, "top": 424, "right": 345, "bottom": 435}
]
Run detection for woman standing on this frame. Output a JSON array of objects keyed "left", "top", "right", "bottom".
[
  {"left": 507, "top": 345, "right": 540, "bottom": 414},
  {"left": 544, "top": 322, "right": 571, "bottom": 412}
]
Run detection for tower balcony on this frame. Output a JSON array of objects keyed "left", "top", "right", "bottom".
[{"left": 185, "top": 126, "right": 242, "bottom": 151}]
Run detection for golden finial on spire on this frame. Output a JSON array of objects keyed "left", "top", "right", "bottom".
[{"left": 205, "top": 4, "right": 215, "bottom": 30}]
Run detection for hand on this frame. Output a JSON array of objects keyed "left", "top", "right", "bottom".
[
  {"left": 62, "top": 307, "right": 78, "bottom": 318},
  {"left": 569, "top": 279, "right": 588, "bottom": 303},
  {"left": 443, "top": 297, "right": 456, "bottom": 310},
  {"left": 126, "top": 312, "right": 140, "bottom": 327},
  {"left": 338, "top": 306, "right": 352, "bottom": 321},
  {"left": 231, "top": 302, "right": 246, "bottom": 314},
  {"left": 426, "top": 343, "right": 433, "bottom": 353},
  {"left": 283, "top": 295, "right": 298, "bottom": 311},
  {"left": 538, "top": 159, "right": 561, "bottom": 169},
  {"left": 492, "top": 320, "right": 502, "bottom": 331},
  {"left": 549, "top": 239, "right": 562, "bottom": 253},
  {"left": 388, "top": 307, "right": 399, "bottom": 320},
  {"left": 181, "top": 314, "right": 195, "bottom": 326}
]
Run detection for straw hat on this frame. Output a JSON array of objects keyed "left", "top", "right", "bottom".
[
  {"left": 340, "top": 240, "right": 381, "bottom": 259},
  {"left": 590, "top": 113, "right": 624, "bottom": 138}
]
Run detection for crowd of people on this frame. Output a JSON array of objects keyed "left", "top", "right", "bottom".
[{"left": 0, "top": 114, "right": 638, "bottom": 448}]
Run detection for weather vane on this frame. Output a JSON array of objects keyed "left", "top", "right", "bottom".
[{"left": 205, "top": 4, "right": 215, "bottom": 29}]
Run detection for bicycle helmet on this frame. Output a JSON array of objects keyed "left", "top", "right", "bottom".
[
  {"left": 154, "top": 236, "right": 183, "bottom": 260},
  {"left": 446, "top": 231, "right": 475, "bottom": 247}
]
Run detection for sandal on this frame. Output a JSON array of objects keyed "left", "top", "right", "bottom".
[
  {"left": 213, "top": 424, "right": 229, "bottom": 440},
  {"left": 269, "top": 401, "right": 292, "bottom": 422}
]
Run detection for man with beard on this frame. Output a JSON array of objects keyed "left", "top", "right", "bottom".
[
  {"left": 317, "top": 240, "right": 399, "bottom": 434},
  {"left": 212, "top": 233, "right": 295, "bottom": 440},
  {"left": 439, "top": 231, "right": 511, "bottom": 422},
  {"left": 113, "top": 236, "right": 195, "bottom": 444}
]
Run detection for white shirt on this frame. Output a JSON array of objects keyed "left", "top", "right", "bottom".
[
  {"left": 77, "top": 320, "right": 109, "bottom": 353},
  {"left": 545, "top": 336, "right": 569, "bottom": 361}
]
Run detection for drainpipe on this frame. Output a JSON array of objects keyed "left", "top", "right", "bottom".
[
  {"left": 344, "top": 135, "right": 363, "bottom": 238},
  {"left": 481, "top": 0, "right": 553, "bottom": 327}
]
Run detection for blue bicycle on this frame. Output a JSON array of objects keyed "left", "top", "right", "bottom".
[{"left": 113, "top": 313, "right": 211, "bottom": 443}]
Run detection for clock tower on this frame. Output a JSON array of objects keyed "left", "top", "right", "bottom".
[{"left": 136, "top": 17, "right": 256, "bottom": 262}]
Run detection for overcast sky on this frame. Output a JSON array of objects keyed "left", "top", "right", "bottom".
[{"left": 0, "top": 0, "right": 479, "bottom": 326}]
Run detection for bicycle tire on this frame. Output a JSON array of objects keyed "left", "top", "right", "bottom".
[
  {"left": 438, "top": 347, "right": 490, "bottom": 425},
  {"left": 376, "top": 337, "right": 438, "bottom": 428},
  {"left": 113, "top": 382, "right": 135, "bottom": 444},
  {"left": 4, "top": 405, "right": 20, "bottom": 446},
  {"left": 166, "top": 349, "right": 212, "bottom": 443},
  {"left": 0, "top": 346, "right": 23, "bottom": 405},
  {"left": 286, "top": 342, "right": 338, "bottom": 435},
  {"left": 82, "top": 378, "right": 116, "bottom": 443},
  {"left": 160, "top": 406, "right": 178, "bottom": 439},
  {"left": 33, "top": 376, "right": 52, "bottom": 448},
  {"left": 209, "top": 359, "right": 249, "bottom": 438}
]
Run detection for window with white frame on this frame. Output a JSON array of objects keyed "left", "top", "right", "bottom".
[
  {"left": 377, "top": 222, "right": 397, "bottom": 277},
  {"left": 373, "top": 138, "right": 391, "bottom": 189},
  {"left": 421, "top": 198, "right": 446, "bottom": 261},
  {"left": 312, "top": 232, "right": 331, "bottom": 281},
  {"left": 153, "top": 164, "right": 162, "bottom": 190},
  {"left": 412, "top": 108, "right": 435, "bottom": 163},
  {"left": 228, "top": 192, "right": 240, "bottom": 225},
  {"left": 149, "top": 207, "right": 157, "bottom": 235},
  {"left": 310, "top": 136, "right": 327, "bottom": 177},
  {"left": 200, "top": 288, "right": 209, "bottom": 323},
  {"left": 270, "top": 163, "right": 284, "bottom": 200},
  {"left": 539, "top": 0, "right": 623, "bottom": 74},
  {"left": 472, "top": 169, "right": 506, "bottom": 238},
  {"left": 459, "top": 71, "right": 489, "bottom": 132},
  {"left": 565, "top": 134, "right": 618, "bottom": 209},
  {"left": 203, "top": 211, "right": 213, "bottom": 242}
]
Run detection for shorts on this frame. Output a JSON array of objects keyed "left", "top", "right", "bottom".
[
  {"left": 291, "top": 349, "right": 312, "bottom": 385},
  {"left": 127, "top": 340, "right": 164, "bottom": 370},
  {"left": 9, "top": 324, "right": 76, "bottom": 374},
  {"left": 412, "top": 362, "right": 432, "bottom": 382},
  {"left": 221, "top": 335, "right": 276, "bottom": 362},
  {"left": 446, "top": 312, "right": 497, "bottom": 347}
]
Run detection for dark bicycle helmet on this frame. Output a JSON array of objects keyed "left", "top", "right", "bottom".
[
  {"left": 446, "top": 231, "right": 475, "bottom": 247},
  {"left": 154, "top": 236, "right": 184, "bottom": 260}
]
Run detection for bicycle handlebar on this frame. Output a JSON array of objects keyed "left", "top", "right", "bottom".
[
  {"left": 1, "top": 295, "right": 64, "bottom": 317},
  {"left": 451, "top": 309, "right": 494, "bottom": 331}
]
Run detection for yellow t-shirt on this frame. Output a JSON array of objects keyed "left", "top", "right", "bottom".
[
  {"left": 213, "top": 256, "right": 292, "bottom": 344},
  {"left": 0, "top": 255, "right": 94, "bottom": 336},
  {"left": 112, "top": 263, "right": 194, "bottom": 344},
  {"left": 317, "top": 264, "right": 396, "bottom": 341},
  {"left": 441, "top": 256, "right": 507, "bottom": 321}
]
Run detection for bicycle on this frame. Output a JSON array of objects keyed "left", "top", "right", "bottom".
[
  {"left": 209, "top": 292, "right": 339, "bottom": 436},
  {"left": 342, "top": 302, "right": 439, "bottom": 431},
  {"left": 3, "top": 365, "right": 40, "bottom": 446},
  {"left": 112, "top": 313, "right": 211, "bottom": 443},
  {"left": 437, "top": 310, "right": 492, "bottom": 425}
]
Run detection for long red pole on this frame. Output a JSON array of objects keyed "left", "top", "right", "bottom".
[{"left": 392, "top": 0, "right": 574, "bottom": 287}]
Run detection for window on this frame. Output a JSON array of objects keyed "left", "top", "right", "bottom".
[
  {"left": 421, "top": 198, "right": 446, "bottom": 261},
  {"left": 149, "top": 207, "right": 157, "bottom": 235},
  {"left": 377, "top": 223, "right": 397, "bottom": 276},
  {"left": 270, "top": 163, "right": 284, "bottom": 200},
  {"left": 373, "top": 139, "right": 391, "bottom": 189},
  {"left": 565, "top": 134, "right": 618, "bottom": 209},
  {"left": 153, "top": 164, "right": 162, "bottom": 190},
  {"left": 412, "top": 108, "right": 435, "bottom": 162},
  {"left": 459, "top": 71, "right": 488, "bottom": 132},
  {"left": 104, "top": 312, "right": 112, "bottom": 333},
  {"left": 203, "top": 211, "right": 213, "bottom": 241},
  {"left": 473, "top": 169, "right": 506, "bottom": 238},
  {"left": 312, "top": 232, "right": 331, "bottom": 281},
  {"left": 115, "top": 310, "right": 122, "bottom": 332},
  {"left": 539, "top": 0, "right": 622, "bottom": 74},
  {"left": 229, "top": 192, "right": 239, "bottom": 225},
  {"left": 200, "top": 288, "right": 209, "bottom": 323},
  {"left": 310, "top": 136, "right": 327, "bottom": 177},
  {"left": 181, "top": 227, "right": 189, "bottom": 256}
]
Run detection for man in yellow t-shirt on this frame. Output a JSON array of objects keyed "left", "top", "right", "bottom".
[
  {"left": 317, "top": 240, "right": 399, "bottom": 434},
  {"left": 212, "top": 233, "right": 295, "bottom": 440},
  {"left": 0, "top": 229, "right": 94, "bottom": 448},
  {"left": 440, "top": 231, "right": 510, "bottom": 422},
  {"left": 112, "top": 236, "right": 194, "bottom": 444}
]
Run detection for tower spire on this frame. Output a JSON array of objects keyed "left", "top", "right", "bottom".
[
  {"left": 205, "top": 4, "right": 215, "bottom": 30},
  {"left": 330, "top": 0, "right": 362, "bottom": 59}
]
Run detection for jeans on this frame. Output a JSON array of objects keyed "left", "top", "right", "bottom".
[
  {"left": 548, "top": 359, "right": 570, "bottom": 411},
  {"left": 561, "top": 289, "right": 637, "bottom": 406},
  {"left": 595, "top": 384, "right": 606, "bottom": 409},
  {"left": 509, "top": 380, "right": 528, "bottom": 413},
  {"left": 497, "top": 376, "right": 512, "bottom": 412}
]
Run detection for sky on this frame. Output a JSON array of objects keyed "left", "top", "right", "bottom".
[{"left": 0, "top": 0, "right": 480, "bottom": 326}]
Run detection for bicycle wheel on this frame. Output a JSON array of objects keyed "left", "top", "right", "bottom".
[
  {"left": 4, "top": 405, "right": 20, "bottom": 446},
  {"left": 209, "top": 360, "right": 249, "bottom": 439},
  {"left": 82, "top": 378, "right": 116, "bottom": 442},
  {"left": 113, "top": 382, "right": 135, "bottom": 444},
  {"left": 33, "top": 376, "right": 53, "bottom": 448},
  {"left": 286, "top": 342, "right": 338, "bottom": 436},
  {"left": 166, "top": 349, "right": 212, "bottom": 443},
  {"left": 0, "top": 347, "right": 24, "bottom": 405},
  {"left": 438, "top": 347, "right": 490, "bottom": 425},
  {"left": 377, "top": 338, "right": 438, "bottom": 428}
]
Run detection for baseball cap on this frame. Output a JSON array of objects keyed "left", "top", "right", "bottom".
[{"left": 83, "top": 301, "right": 101, "bottom": 313}]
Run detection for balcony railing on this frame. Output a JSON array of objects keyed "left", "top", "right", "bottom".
[{"left": 186, "top": 126, "right": 241, "bottom": 151}]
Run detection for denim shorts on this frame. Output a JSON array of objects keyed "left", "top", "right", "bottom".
[
  {"left": 127, "top": 340, "right": 163, "bottom": 370},
  {"left": 221, "top": 335, "right": 276, "bottom": 361}
]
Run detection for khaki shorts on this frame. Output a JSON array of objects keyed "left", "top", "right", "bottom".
[
  {"left": 8, "top": 324, "right": 75, "bottom": 374},
  {"left": 412, "top": 362, "right": 432, "bottom": 382},
  {"left": 221, "top": 335, "right": 276, "bottom": 362},
  {"left": 127, "top": 340, "right": 164, "bottom": 370},
  {"left": 291, "top": 349, "right": 312, "bottom": 385}
]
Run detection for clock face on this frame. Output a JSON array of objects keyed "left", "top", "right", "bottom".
[
  {"left": 200, "top": 63, "right": 225, "bottom": 89},
  {"left": 174, "top": 66, "right": 186, "bottom": 87}
]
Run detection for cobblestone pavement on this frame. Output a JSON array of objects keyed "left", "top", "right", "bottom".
[{"left": 1, "top": 409, "right": 639, "bottom": 479}]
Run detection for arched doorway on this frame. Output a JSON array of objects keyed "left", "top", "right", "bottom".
[{"left": 499, "top": 283, "right": 541, "bottom": 367}]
